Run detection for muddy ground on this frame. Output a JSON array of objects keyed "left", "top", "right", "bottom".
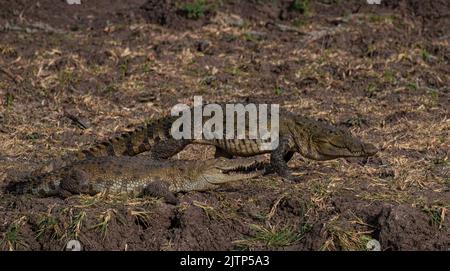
[{"left": 0, "top": 0, "right": 448, "bottom": 251}]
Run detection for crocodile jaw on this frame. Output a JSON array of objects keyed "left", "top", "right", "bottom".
[
  {"left": 314, "top": 139, "right": 378, "bottom": 160},
  {"left": 203, "top": 157, "right": 266, "bottom": 184}
]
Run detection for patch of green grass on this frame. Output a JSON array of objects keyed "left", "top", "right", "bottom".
[
  {"left": 142, "top": 62, "right": 154, "bottom": 74},
  {"left": 405, "top": 82, "right": 418, "bottom": 91},
  {"left": 422, "top": 206, "right": 446, "bottom": 229},
  {"left": 225, "top": 66, "right": 244, "bottom": 76},
  {"left": 273, "top": 87, "right": 284, "bottom": 95},
  {"left": 26, "top": 132, "right": 41, "bottom": 141},
  {"left": 311, "top": 181, "right": 331, "bottom": 198},
  {"left": 131, "top": 210, "right": 152, "bottom": 228},
  {"left": 67, "top": 210, "right": 87, "bottom": 239},
  {"left": 290, "top": 0, "right": 309, "bottom": 13},
  {"left": 36, "top": 214, "right": 63, "bottom": 240},
  {"left": 427, "top": 88, "right": 439, "bottom": 103},
  {"left": 366, "top": 83, "right": 379, "bottom": 96},
  {"left": 243, "top": 32, "right": 256, "bottom": 42},
  {"left": 36, "top": 209, "right": 87, "bottom": 242},
  {"left": 421, "top": 49, "right": 432, "bottom": 61},
  {"left": 234, "top": 224, "right": 304, "bottom": 249},
  {"left": 118, "top": 59, "right": 129, "bottom": 78},
  {"left": 298, "top": 222, "right": 313, "bottom": 238},
  {"left": 91, "top": 209, "right": 115, "bottom": 239},
  {"left": 1, "top": 216, "right": 28, "bottom": 251},
  {"left": 58, "top": 69, "right": 78, "bottom": 87},
  {"left": 176, "top": 0, "right": 212, "bottom": 19},
  {"left": 382, "top": 70, "right": 396, "bottom": 84},
  {"left": 4, "top": 92, "right": 14, "bottom": 108}
]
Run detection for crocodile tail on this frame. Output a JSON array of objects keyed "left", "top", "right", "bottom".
[
  {"left": 5, "top": 173, "right": 61, "bottom": 196},
  {"left": 5, "top": 179, "right": 33, "bottom": 194},
  {"left": 74, "top": 116, "right": 177, "bottom": 161}
]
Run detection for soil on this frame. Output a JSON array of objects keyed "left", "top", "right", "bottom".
[{"left": 0, "top": 0, "right": 448, "bottom": 251}]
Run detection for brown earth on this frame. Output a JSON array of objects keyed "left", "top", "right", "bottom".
[{"left": 0, "top": 0, "right": 448, "bottom": 251}]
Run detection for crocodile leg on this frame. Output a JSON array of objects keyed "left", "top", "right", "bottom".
[
  {"left": 150, "top": 139, "right": 190, "bottom": 160},
  {"left": 270, "top": 136, "right": 300, "bottom": 182},
  {"left": 59, "top": 168, "right": 91, "bottom": 197},
  {"left": 283, "top": 151, "right": 295, "bottom": 162},
  {"left": 143, "top": 180, "right": 179, "bottom": 204}
]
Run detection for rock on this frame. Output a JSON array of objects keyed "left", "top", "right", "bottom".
[{"left": 66, "top": 0, "right": 81, "bottom": 4}]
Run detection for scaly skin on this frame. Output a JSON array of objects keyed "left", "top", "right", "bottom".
[
  {"left": 6, "top": 157, "right": 264, "bottom": 204},
  {"left": 58, "top": 105, "right": 378, "bottom": 182}
]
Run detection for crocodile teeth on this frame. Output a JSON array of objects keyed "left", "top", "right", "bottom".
[{"left": 223, "top": 161, "right": 267, "bottom": 174}]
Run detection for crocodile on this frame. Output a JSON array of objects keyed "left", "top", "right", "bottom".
[
  {"left": 5, "top": 156, "right": 265, "bottom": 204},
  {"left": 52, "top": 104, "right": 378, "bottom": 182}
]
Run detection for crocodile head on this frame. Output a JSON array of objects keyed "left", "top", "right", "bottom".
[
  {"left": 200, "top": 157, "right": 266, "bottom": 184},
  {"left": 292, "top": 117, "right": 378, "bottom": 160}
]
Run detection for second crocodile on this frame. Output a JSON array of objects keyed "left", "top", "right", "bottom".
[{"left": 5, "top": 156, "right": 265, "bottom": 204}]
